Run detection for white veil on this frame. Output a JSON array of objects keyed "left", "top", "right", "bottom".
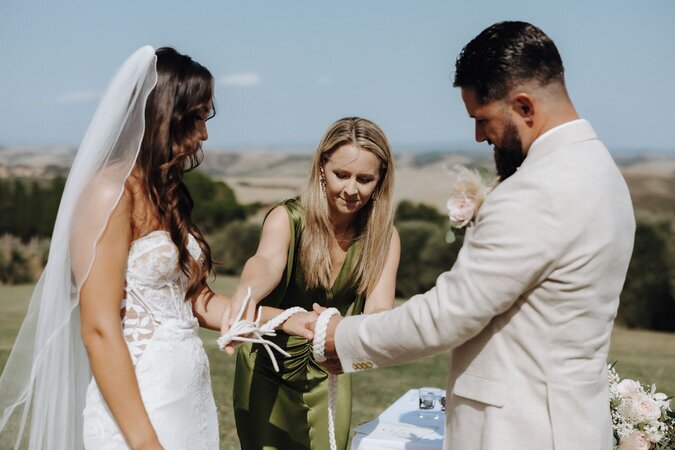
[{"left": 0, "top": 46, "right": 157, "bottom": 450}]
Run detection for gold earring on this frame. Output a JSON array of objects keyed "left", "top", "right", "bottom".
[{"left": 320, "top": 170, "right": 326, "bottom": 198}]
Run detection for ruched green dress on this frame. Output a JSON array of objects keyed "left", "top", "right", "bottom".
[{"left": 233, "top": 198, "right": 364, "bottom": 450}]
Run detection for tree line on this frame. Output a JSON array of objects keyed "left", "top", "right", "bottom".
[{"left": 1, "top": 173, "right": 673, "bottom": 332}]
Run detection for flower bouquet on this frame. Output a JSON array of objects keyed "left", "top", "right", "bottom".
[
  {"left": 445, "top": 165, "right": 496, "bottom": 243},
  {"left": 609, "top": 364, "right": 675, "bottom": 449}
]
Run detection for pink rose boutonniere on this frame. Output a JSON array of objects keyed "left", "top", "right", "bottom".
[{"left": 445, "top": 165, "right": 496, "bottom": 243}]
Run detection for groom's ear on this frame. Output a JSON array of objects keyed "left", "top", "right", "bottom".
[{"left": 510, "top": 93, "right": 535, "bottom": 126}]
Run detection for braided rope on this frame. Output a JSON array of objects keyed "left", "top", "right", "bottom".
[
  {"left": 219, "top": 291, "right": 342, "bottom": 450},
  {"left": 260, "top": 306, "right": 307, "bottom": 333},
  {"left": 312, "top": 307, "right": 341, "bottom": 450},
  {"left": 217, "top": 287, "right": 307, "bottom": 372}
]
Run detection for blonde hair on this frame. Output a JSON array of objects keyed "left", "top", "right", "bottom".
[{"left": 299, "top": 117, "right": 395, "bottom": 295}]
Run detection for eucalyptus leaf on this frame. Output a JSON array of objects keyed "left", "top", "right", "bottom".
[{"left": 445, "top": 230, "right": 456, "bottom": 244}]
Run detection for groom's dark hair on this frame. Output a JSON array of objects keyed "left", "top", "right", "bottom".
[{"left": 453, "top": 21, "right": 565, "bottom": 103}]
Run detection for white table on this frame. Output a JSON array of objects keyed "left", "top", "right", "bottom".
[{"left": 350, "top": 388, "right": 445, "bottom": 449}]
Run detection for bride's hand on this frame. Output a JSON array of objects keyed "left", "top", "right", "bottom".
[
  {"left": 281, "top": 311, "right": 319, "bottom": 340},
  {"left": 219, "top": 287, "right": 257, "bottom": 355}
]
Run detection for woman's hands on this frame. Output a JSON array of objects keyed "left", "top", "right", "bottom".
[
  {"left": 219, "top": 286, "right": 258, "bottom": 355},
  {"left": 281, "top": 310, "right": 318, "bottom": 340}
]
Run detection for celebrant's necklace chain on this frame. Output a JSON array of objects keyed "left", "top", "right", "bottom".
[{"left": 217, "top": 289, "right": 341, "bottom": 450}]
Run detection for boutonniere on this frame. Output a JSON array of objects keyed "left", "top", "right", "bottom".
[{"left": 445, "top": 165, "right": 496, "bottom": 243}]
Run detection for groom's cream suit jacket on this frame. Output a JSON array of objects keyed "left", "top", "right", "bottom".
[{"left": 335, "top": 120, "right": 635, "bottom": 450}]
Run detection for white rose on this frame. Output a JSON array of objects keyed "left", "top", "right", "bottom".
[
  {"left": 618, "top": 398, "right": 641, "bottom": 422},
  {"left": 653, "top": 392, "right": 670, "bottom": 411},
  {"left": 645, "top": 425, "right": 664, "bottom": 444},
  {"left": 635, "top": 394, "right": 662, "bottom": 422},
  {"left": 617, "top": 379, "right": 643, "bottom": 398},
  {"left": 618, "top": 431, "right": 652, "bottom": 450},
  {"left": 446, "top": 194, "right": 476, "bottom": 228}
]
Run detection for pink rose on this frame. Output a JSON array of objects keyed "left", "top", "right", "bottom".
[
  {"left": 618, "top": 431, "right": 652, "bottom": 450},
  {"left": 446, "top": 194, "right": 477, "bottom": 228},
  {"left": 635, "top": 394, "right": 662, "bottom": 422}
]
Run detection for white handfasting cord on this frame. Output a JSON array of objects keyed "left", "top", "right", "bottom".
[
  {"left": 217, "top": 288, "right": 343, "bottom": 450},
  {"left": 312, "top": 307, "right": 341, "bottom": 450},
  {"left": 216, "top": 287, "right": 306, "bottom": 372}
]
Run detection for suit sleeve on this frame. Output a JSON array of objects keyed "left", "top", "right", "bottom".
[{"left": 335, "top": 182, "right": 562, "bottom": 372}]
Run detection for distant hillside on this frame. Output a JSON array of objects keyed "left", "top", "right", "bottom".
[{"left": 2, "top": 146, "right": 673, "bottom": 215}]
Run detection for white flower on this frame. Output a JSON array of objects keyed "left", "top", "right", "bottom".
[
  {"left": 635, "top": 394, "right": 662, "bottom": 422},
  {"left": 617, "top": 379, "right": 643, "bottom": 398},
  {"left": 618, "top": 431, "right": 652, "bottom": 450},
  {"left": 644, "top": 423, "right": 665, "bottom": 443},
  {"left": 447, "top": 194, "right": 477, "bottom": 228},
  {"left": 444, "top": 165, "right": 495, "bottom": 229},
  {"left": 618, "top": 394, "right": 661, "bottom": 424},
  {"left": 653, "top": 392, "right": 671, "bottom": 412}
]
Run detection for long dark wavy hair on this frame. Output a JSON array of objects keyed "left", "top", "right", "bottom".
[{"left": 135, "top": 47, "right": 215, "bottom": 302}]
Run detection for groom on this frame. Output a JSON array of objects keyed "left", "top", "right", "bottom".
[{"left": 312, "top": 21, "right": 635, "bottom": 450}]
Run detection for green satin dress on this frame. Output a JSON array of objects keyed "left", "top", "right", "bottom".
[{"left": 234, "top": 198, "right": 365, "bottom": 450}]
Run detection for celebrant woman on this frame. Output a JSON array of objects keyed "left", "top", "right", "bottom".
[{"left": 221, "top": 116, "right": 400, "bottom": 450}]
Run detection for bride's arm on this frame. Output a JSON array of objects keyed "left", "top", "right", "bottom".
[
  {"left": 79, "top": 192, "right": 163, "bottom": 450},
  {"left": 259, "top": 306, "right": 316, "bottom": 339},
  {"left": 192, "top": 288, "right": 229, "bottom": 331}
]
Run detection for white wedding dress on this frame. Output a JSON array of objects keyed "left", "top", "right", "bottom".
[{"left": 82, "top": 230, "right": 219, "bottom": 449}]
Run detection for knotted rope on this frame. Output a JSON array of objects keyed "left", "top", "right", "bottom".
[
  {"left": 217, "top": 289, "right": 342, "bottom": 450},
  {"left": 312, "top": 307, "right": 341, "bottom": 450},
  {"left": 216, "top": 287, "right": 305, "bottom": 372}
]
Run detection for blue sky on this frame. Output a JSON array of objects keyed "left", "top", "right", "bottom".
[{"left": 1, "top": 0, "right": 673, "bottom": 153}]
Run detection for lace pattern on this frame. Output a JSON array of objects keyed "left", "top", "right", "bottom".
[
  {"left": 121, "top": 230, "right": 201, "bottom": 364},
  {"left": 83, "top": 229, "right": 218, "bottom": 449}
]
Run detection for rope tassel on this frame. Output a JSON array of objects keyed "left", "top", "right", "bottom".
[
  {"left": 217, "top": 288, "right": 341, "bottom": 450},
  {"left": 217, "top": 287, "right": 305, "bottom": 372}
]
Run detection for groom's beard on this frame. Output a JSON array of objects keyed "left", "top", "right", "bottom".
[{"left": 493, "top": 122, "right": 526, "bottom": 181}]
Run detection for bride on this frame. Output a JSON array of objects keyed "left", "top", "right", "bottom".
[{"left": 0, "top": 46, "right": 229, "bottom": 449}]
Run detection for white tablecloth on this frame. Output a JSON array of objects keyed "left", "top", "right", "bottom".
[{"left": 350, "top": 388, "right": 445, "bottom": 449}]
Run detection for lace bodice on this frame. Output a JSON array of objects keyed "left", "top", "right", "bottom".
[
  {"left": 122, "top": 230, "right": 201, "bottom": 364},
  {"left": 84, "top": 230, "right": 219, "bottom": 448}
]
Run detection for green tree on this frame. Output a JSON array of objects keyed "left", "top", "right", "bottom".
[
  {"left": 395, "top": 220, "right": 462, "bottom": 298},
  {"left": 0, "top": 247, "right": 32, "bottom": 284},
  {"left": 12, "top": 181, "right": 30, "bottom": 240},
  {"left": 209, "top": 221, "right": 261, "bottom": 275},
  {"left": 395, "top": 200, "right": 446, "bottom": 226},
  {"left": 0, "top": 180, "right": 9, "bottom": 233},
  {"left": 39, "top": 176, "right": 66, "bottom": 237},
  {"left": 184, "top": 170, "right": 246, "bottom": 232},
  {"left": 619, "top": 215, "right": 675, "bottom": 331}
]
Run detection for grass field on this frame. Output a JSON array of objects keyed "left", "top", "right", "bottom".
[{"left": 1, "top": 279, "right": 674, "bottom": 449}]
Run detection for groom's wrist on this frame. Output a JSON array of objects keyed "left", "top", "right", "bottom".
[
  {"left": 334, "top": 315, "right": 374, "bottom": 373},
  {"left": 324, "top": 316, "right": 341, "bottom": 357}
]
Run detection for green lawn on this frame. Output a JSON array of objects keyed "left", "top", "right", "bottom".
[{"left": 1, "top": 280, "right": 673, "bottom": 449}]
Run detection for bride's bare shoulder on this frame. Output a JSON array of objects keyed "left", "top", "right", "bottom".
[{"left": 76, "top": 164, "right": 136, "bottom": 218}]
